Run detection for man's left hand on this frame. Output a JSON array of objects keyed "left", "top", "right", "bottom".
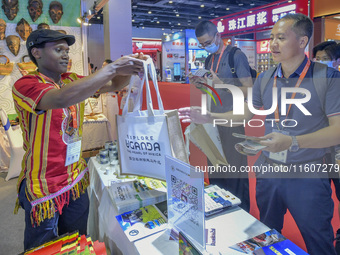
[{"left": 209, "top": 70, "right": 223, "bottom": 87}]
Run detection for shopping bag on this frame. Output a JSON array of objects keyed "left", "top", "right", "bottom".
[
  {"left": 184, "top": 123, "right": 228, "bottom": 166},
  {"left": 116, "top": 57, "right": 188, "bottom": 180},
  {"left": 17, "top": 55, "right": 37, "bottom": 76},
  {"left": 0, "top": 55, "right": 14, "bottom": 75}
]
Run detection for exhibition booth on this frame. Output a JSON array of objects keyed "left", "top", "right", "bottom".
[
  {"left": 210, "top": 0, "right": 309, "bottom": 73},
  {"left": 160, "top": 0, "right": 310, "bottom": 81}
]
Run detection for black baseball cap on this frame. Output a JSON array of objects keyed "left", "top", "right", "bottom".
[{"left": 26, "top": 29, "right": 75, "bottom": 51}]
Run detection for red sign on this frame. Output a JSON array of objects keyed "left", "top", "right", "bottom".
[
  {"left": 256, "top": 40, "right": 271, "bottom": 54},
  {"left": 212, "top": 0, "right": 308, "bottom": 36},
  {"left": 132, "top": 41, "right": 162, "bottom": 53}
]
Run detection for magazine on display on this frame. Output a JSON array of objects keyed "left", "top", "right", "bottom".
[
  {"left": 115, "top": 201, "right": 168, "bottom": 242},
  {"left": 233, "top": 133, "right": 267, "bottom": 156},
  {"left": 193, "top": 68, "right": 212, "bottom": 78},
  {"left": 108, "top": 178, "right": 167, "bottom": 214},
  {"left": 204, "top": 185, "right": 241, "bottom": 217},
  {"left": 229, "top": 229, "right": 308, "bottom": 255}
]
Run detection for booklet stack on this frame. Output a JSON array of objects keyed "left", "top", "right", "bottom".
[
  {"left": 204, "top": 185, "right": 241, "bottom": 217},
  {"left": 108, "top": 177, "right": 167, "bottom": 214},
  {"left": 21, "top": 232, "right": 107, "bottom": 255},
  {"left": 116, "top": 200, "right": 168, "bottom": 242},
  {"left": 229, "top": 229, "right": 308, "bottom": 255}
]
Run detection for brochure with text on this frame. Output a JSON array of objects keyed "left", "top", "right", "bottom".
[
  {"left": 229, "top": 229, "right": 308, "bottom": 255},
  {"left": 108, "top": 178, "right": 167, "bottom": 214},
  {"left": 115, "top": 201, "right": 168, "bottom": 242}
]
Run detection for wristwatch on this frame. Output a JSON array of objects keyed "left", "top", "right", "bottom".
[{"left": 289, "top": 136, "right": 299, "bottom": 152}]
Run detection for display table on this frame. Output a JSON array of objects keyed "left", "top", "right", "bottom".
[
  {"left": 87, "top": 157, "right": 270, "bottom": 255},
  {"left": 82, "top": 114, "right": 112, "bottom": 151}
]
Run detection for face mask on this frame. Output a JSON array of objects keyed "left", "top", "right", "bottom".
[
  {"left": 319, "top": 60, "right": 334, "bottom": 68},
  {"left": 205, "top": 42, "right": 219, "bottom": 54}
]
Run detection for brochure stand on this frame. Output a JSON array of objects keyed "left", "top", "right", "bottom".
[{"left": 165, "top": 155, "right": 206, "bottom": 252}]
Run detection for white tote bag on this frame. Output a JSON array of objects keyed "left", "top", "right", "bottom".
[{"left": 116, "top": 58, "right": 187, "bottom": 180}]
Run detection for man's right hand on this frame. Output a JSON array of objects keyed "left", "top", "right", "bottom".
[
  {"left": 178, "top": 106, "right": 212, "bottom": 124},
  {"left": 109, "top": 57, "right": 144, "bottom": 76}
]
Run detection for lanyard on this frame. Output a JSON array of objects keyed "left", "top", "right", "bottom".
[
  {"left": 273, "top": 60, "right": 311, "bottom": 129},
  {"left": 38, "top": 73, "right": 78, "bottom": 129},
  {"left": 210, "top": 44, "right": 226, "bottom": 73}
]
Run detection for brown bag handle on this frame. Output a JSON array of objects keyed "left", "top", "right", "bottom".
[
  {"left": 21, "top": 55, "right": 31, "bottom": 63},
  {"left": 0, "top": 55, "right": 10, "bottom": 65}
]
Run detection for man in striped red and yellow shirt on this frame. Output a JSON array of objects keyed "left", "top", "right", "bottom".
[{"left": 12, "top": 29, "right": 144, "bottom": 250}]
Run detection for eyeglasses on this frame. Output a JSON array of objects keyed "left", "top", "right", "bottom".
[{"left": 198, "top": 33, "right": 218, "bottom": 49}]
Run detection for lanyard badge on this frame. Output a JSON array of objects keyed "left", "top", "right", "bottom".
[
  {"left": 273, "top": 60, "right": 311, "bottom": 130},
  {"left": 38, "top": 73, "right": 82, "bottom": 166}
]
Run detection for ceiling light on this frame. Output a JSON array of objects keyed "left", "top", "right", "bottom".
[
  {"left": 200, "top": 4, "right": 204, "bottom": 7},
  {"left": 250, "top": 2, "right": 255, "bottom": 6},
  {"left": 148, "top": 10, "right": 152, "bottom": 14},
  {"left": 132, "top": 5, "right": 137, "bottom": 8},
  {"left": 288, "top": 0, "right": 292, "bottom": 2},
  {"left": 132, "top": 19, "right": 135, "bottom": 22},
  {"left": 238, "top": 3, "right": 244, "bottom": 6},
  {"left": 249, "top": 11, "right": 252, "bottom": 13},
  {"left": 157, "top": 21, "right": 160, "bottom": 23},
  {"left": 169, "top": 0, "right": 173, "bottom": 3},
  {"left": 226, "top": 7, "right": 230, "bottom": 10},
  {"left": 178, "top": 23, "right": 181, "bottom": 25},
  {"left": 198, "top": 16, "right": 202, "bottom": 19},
  {"left": 142, "top": 27, "right": 145, "bottom": 29},
  {"left": 97, "top": 16, "right": 100, "bottom": 19},
  {"left": 162, "top": 28, "right": 165, "bottom": 30},
  {"left": 176, "top": 14, "right": 179, "bottom": 17}
]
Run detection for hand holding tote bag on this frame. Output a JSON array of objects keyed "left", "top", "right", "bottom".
[
  {"left": 184, "top": 123, "right": 228, "bottom": 167},
  {"left": 116, "top": 58, "right": 188, "bottom": 180}
]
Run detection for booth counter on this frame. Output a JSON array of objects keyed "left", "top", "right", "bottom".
[{"left": 87, "top": 157, "right": 270, "bottom": 255}]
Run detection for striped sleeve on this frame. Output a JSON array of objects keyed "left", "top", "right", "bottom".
[{"left": 12, "top": 75, "right": 55, "bottom": 114}]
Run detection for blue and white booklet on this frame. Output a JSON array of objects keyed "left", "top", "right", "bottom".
[
  {"left": 204, "top": 185, "right": 241, "bottom": 217},
  {"left": 229, "top": 229, "right": 308, "bottom": 255}
]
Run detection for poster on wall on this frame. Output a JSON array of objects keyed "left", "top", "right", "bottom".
[{"left": 162, "top": 37, "right": 185, "bottom": 81}]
